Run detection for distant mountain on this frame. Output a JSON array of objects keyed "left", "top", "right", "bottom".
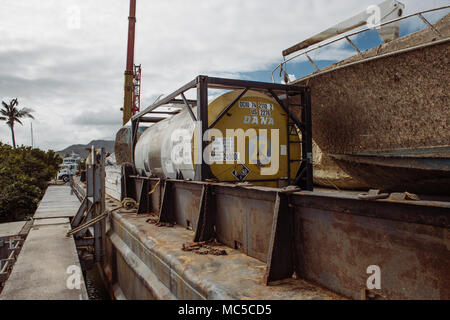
[{"left": 57, "top": 140, "right": 114, "bottom": 159}]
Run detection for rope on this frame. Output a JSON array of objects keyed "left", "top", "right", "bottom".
[
  {"left": 66, "top": 212, "right": 108, "bottom": 236},
  {"left": 148, "top": 179, "right": 161, "bottom": 195},
  {"left": 121, "top": 197, "right": 137, "bottom": 209}
]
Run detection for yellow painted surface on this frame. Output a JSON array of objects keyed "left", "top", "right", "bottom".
[{"left": 192, "top": 90, "right": 301, "bottom": 187}]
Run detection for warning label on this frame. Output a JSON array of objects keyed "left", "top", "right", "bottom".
[
  {"left": 239, "top": 101, "right": 257, "bottom": 109},
  {"left": 212, "top": 137, "right": 234, "bottom": 153},
  {"left": 210, "top": 152, "right": 240, "bottom": 162},
  {"left": 210, "top": 137, "right": 238, "bottom": 162},
  {"left": 232, "top": 164, "right": 251, "bottom": 182}
]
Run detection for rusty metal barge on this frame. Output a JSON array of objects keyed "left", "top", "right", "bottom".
[
  {"left": 71, "top": 153, "right": 450, "bottom": 300},
  {"left": 68, "top": 75, "right": 449, "bottom": 300},
  {"left": 67, "top": 1, "right": 449, "bottom": 300}
]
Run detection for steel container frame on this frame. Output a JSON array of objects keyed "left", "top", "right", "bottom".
[{"left": 130, "top": 75, "right": 313, "bottom": 189}]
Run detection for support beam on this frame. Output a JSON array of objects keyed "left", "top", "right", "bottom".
[
  {"left": 264, "top": 192, "right": 296, "bottom": 284},
  {"left": 181, "top": 92, "right": 197, "bottom": 122},
  {"left": 159, "top": 181, "right": 175, "bottom": 223},
  {"left": 194, "top": 184, "right": 216, "bottom": 242},
  {"left": 208, "top": 88, "right": 248, "bottom": 129},
  {"left": 298, "top": 88, "right": 313, "bottom": 190},
  {"left": 132, "top": 79, "right": 198, "bottom": 121},
  {"left": 137, "top": 179, "right": 150, "bottom": 214},
  {"left": 194, "top": 76, "right": 210, "bottom": 181}
]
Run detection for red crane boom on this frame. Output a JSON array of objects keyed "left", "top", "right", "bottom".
[{"left": 122, "top": 0, "right": 140, "bottom": 125}]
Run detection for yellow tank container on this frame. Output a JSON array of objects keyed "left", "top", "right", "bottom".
[{"left": 134, "top": 90, "right": 301, "bottom": 188}]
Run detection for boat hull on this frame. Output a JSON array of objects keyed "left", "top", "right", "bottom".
[
  {"left": 294, "top": 14, "right": 450, "bottom": 194},
  {"left": 331, "top": 147, "right": 450, "bottom": 195}
]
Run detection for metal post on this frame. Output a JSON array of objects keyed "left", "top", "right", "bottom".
[
  {"left": 302, "top": 88, "right": 313, "bottom": 190},
  {"left": 285, "top": 90, "right": 291, "bottom": 184},
  {"left": 195, "top": 76, "right": 209, "bottom": 181},
  {"left": 99, "top": 148, "right": 106, "bottom": 263},
  {"left": 305, "top": 52, "right": 320, "bottom": 72},
  {"left": 93, "top": 148, "right": 106, "bottom": 263},
  {"left": 418, "top": 13, "right": 442, "bottom": 37},
  {"left": 131, "top": 119, "right": 138, "bottom": 164},
  {"left": 264, "top": 192, "right": 295, "bottom": 284},
  {"left": 345, "top": 36, "right": 361, "bottom": 53}
]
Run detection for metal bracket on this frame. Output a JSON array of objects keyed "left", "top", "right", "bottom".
[
  {"left": 158, "top": 181, "right": 175, "bottom": 223},
  {"left": 194, "top": 184, "right": 216, "bottom": 242},
  {"left": 121, "top": 163, "right": 136, "bottom": 201},
  {"left": 264, "top": 192, "right": 297, "bottom": 284},
  {"left": 181, "top": 92, "right": 197, "bottom": 122},
  {"left": 208, "top": 88, "right": 249, "bottom": 129},
  {"left": 137, "top": 179, "right": 150, "bottom": 214}
]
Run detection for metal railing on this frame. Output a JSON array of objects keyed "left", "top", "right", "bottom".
[
  {"left": 271, "top": 5, "right": 450, "bottom": 83},
  {"left": 0, "top": 238, "right": 23, "bottom": 282}
]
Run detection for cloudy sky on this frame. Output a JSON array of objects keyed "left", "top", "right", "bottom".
[{"left": 0, "top": 0, "right": 447, "bottom": 151}]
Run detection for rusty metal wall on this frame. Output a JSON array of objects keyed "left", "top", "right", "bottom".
[
  {"left": 171, "top": 182, "right": 203, "bottom": 230},
  {"left": 291, "top": 195, "right": 450, "bottom": 299},
  {"left": 105, "top": 178, "right": 450, "bottom": 299},
  {"left": 162, "top": 182, "right": 277, "bottom": 262},
  {"left": 106, "top": 207, "right": 343, "bottom": 300},
  {"left": 213, "top": 185, "right": 276, "bottom": 262}
]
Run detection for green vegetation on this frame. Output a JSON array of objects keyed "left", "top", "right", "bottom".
[
  {"left": 0, "top": 142, "right": 62, "bottom": 222},
  {"left": 1, "top": 98, "right": 34, "bottom": 149}
]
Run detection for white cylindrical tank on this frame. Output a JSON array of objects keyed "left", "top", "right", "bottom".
[{"left": 134, "top": 90, "right": 302, "bottom": 187}]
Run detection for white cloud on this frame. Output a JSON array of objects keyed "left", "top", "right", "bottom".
[{"left": 0, "top": 0, "right": 447, "bottom": 150}]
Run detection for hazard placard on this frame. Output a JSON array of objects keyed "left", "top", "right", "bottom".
[{"left": 232, "top": 164, "right": 251, "bottom": 182}]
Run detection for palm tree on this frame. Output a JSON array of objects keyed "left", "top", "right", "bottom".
[{"left": 0, "top": 98, "right": 34, "bottom": 148}]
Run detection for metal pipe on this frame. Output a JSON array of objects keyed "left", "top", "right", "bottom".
[
  {"left": 345, "top": 36, "right": 361, "bottom": 53},
  {"left": 305, "top": 52, "right": 320, "bottom": 71},
  {"left": 123, "top": 0, "right": 138, "bottom": 125},
  {"left": 418, "top": 13, "right": 442, "bottom": 37},
  {"left": 126, "top": 0, "right": 137, "bottom": 73},
  {"left": 282, "top": 0, "right": 405, "bottom": 57},
  {"left": 289, "top": 37, "right": 450, "bottom": 83},
  {"left": 272, "top": 5, "right": 450, "bottom": 82}
]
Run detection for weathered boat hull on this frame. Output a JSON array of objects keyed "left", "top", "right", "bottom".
[
  {"left": 331, "top": 147, "right": 450, "bottom": 195},
  {"left": 313, "top": 141, "right": 369, "bottom": 190},
  {"left": 294, "top": 14, "right": 450, "bottom": 194}
]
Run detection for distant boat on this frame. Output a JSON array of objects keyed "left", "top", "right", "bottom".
[{"left": 57, "top": 152, "right": 81, "bottom": 182}]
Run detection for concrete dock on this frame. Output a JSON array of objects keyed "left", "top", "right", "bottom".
[
  {"left": 0, "top": 222, "right": 27, "bottom": 239},
  {"left": 0, "top": 185, "right": 88, "bottom": 300}
]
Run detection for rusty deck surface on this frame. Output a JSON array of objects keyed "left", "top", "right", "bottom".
[
  {"left": 101, "top": 176, "right": 450, "bottom": 300},
  {"left": 107, "top": 206, "right": 344, "bottom": 300}
]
